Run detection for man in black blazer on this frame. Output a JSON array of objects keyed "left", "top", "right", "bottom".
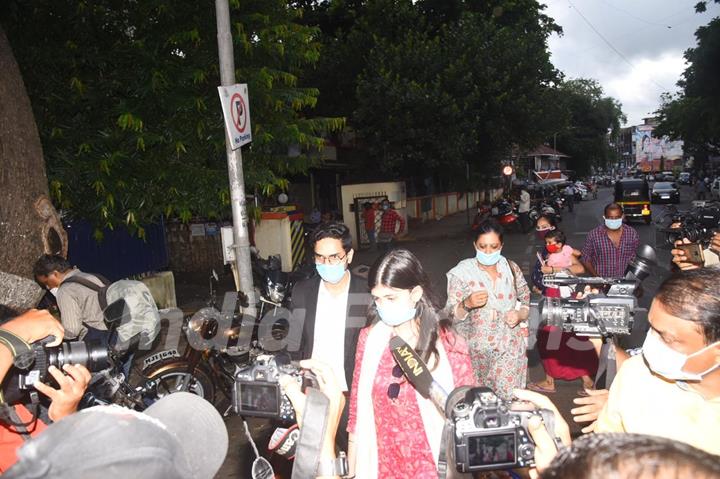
[{"left": 289, "top": 222, "right": 371, "bottom": 447}]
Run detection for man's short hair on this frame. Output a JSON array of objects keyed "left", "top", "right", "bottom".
[
  {"left": 542, "top": 433, "right": 720, "bottom": 479},
  {"left": 655, "top": 266, "right": 720, "bottom": 344},
  {"left": 33, "top": 254, "right": 72, "bottom": 278},
  {"left": 310, "top": 222, "right": 352, "bottom": 253},
  {"left": 604, "top": 203, "right": 623, "bottom": 216}
]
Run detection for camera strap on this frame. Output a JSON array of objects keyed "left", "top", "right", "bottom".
[
  {"left": 436, "top": 420, "right": 451, "bottom": 479},
  {"left": 0, "top": 392, "right": 41, "bottom": 440},
  {"left": 292, "top": 388, "right": 330, "bottom": 479}
]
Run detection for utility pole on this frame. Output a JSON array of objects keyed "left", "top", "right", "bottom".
[{"left": 215, "top": 0, "right": 255, "bottom": 315}]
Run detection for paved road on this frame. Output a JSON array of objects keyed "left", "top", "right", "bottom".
[{"left": 214, "top": 184, "right": 692, "bottom": 478}]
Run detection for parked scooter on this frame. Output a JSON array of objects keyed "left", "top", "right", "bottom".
[
  {"left": 471, "top": 202, "right": 492, "bottom": 231},
  {"left": 528, "top": 201, "right": 562, "bottom": 224},
  {"left": 491, "top": 198, "right": 520, "bottom": 230}
]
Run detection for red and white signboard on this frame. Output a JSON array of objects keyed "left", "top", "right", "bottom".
[{"left": 218, "top": 83, "right": 252, "bottom": 150}]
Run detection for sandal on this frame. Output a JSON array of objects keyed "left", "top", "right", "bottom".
[{"left": 527, "top": 382, "right": 556, "bottom": 394}]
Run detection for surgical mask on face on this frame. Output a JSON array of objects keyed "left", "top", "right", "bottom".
[
  {"left": 476, "top": 249, "right": 502, "bottom": 266},
  {"left": 642, "top": 330, "right": 720, "bottom": 381},
  {"left": 382, "top": 204, "right": 389, "bottom": 210},
  {"left": 315, "top": 263, "right": 346, "bottom": 284},
  {"left": 546, "top": 243, "right": 562, "bottom": 254},
  {"left": 604, "top": 217, "right": 623, "bottom": 230},
  {"left": 376, "top": 302, "right": 417, "bottom": 326},
  {"left": 49, "top": 287, "right": 58, "bottom": 297}
]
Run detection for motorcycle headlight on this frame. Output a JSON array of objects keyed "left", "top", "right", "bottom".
[
  {"left": 269, "top": 285, "right": 285, "bottom": 303},
  {"left": 188, "top": 317, "right": 206, "bottom": 332}
]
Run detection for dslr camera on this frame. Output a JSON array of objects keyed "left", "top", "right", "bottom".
[
  {"left": 450, "top": 387, "right": 559, "bottom": 473},
  {"left": 233, "top": 353, "right": 314, "bottom": 423},
  {"left": 534, "top": 245, "right": 656, "bottom": 337},
  {"left": 18, "top": 338, "right": 110, "bottom": 389}
]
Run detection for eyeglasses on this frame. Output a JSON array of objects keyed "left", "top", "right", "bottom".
[
  {"left": 387, "top": 365, "right": 404, "bottom": 400},
  {"left": 314, "top": 252, "right": 347, "bottom": 265}
]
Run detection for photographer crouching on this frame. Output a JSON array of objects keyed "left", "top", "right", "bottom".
[{"left": 0, "top": 309, "right": 90, "bottom": 471}]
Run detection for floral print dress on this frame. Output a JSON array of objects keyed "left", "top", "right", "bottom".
[{"left": 445, "top": 257, "right": 531, "bottom": 400}]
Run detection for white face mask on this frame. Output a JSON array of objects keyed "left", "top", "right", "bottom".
[{"left": 642, "top": 330, "right": 720, "bottom": 381}]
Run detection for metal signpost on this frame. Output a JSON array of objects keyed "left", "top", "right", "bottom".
[{"left": 215, "top": 0, "right": 255, "bottom": 316}]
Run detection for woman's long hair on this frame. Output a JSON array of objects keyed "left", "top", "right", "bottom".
[{"left": 367, "top": 249, "right": 448, "bottom": 367}]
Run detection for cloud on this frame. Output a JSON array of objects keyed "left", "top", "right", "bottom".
[
  {"left": 603, "top": 52, "right": 687, "bottom": 123},
  {"left": 543, "top": 0, "right": 717, "bottom": 126}
]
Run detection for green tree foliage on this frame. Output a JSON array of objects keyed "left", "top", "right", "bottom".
[
  {"left": 301, "top": 0, "right": 566, "bottom": 186},
  {"left": 656, "top": 2, "right": 719, "bottom": 168},
  {"left": 2, "top": 0, "right": 342, "bottom": 237},
  {"left": 553, "top": 79, "right": 625, "bottom": 176}
]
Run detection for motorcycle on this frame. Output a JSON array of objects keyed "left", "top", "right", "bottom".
[
  {"left": 528, "top": 201, "right": 561, "bottom": 224},
  {"left": 491, "top": 198, "right": 520, "bottom": 230},
  {"left": 471, "top": 202, "right": 492, "bottom": 231},
  {"left": 139, "top": 264, "right": 304, "bottom": 412},
  {"left": 140, "top": 272, "right": 253, "bottom": 411}
]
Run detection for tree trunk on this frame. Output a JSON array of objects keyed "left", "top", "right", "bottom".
[{"left": 0, "top": 26, "right": 67, "bottom": 313}]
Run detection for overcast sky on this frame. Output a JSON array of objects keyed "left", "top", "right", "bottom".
[{"left": 543, "top": 0, "right": 717, "bottom": 126}]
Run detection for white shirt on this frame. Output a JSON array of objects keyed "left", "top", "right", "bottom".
[
  {"left": 518, "top": 191, "right": 530, "bottom": 213},
  {"left": 312, "top": 279, "right": 350, "bottom": 391}
]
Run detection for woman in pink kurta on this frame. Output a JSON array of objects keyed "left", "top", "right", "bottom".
[
  {"left": 347, "top": 249, "right": 475, "bottom": 478},
  {"left": 348, "top": 328, "right": 474, "bottom": 478}
]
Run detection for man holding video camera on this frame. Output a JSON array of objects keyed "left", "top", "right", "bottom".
[
  {"left": 0, "top": 309, "right": 91, "bottom": 471},
  {"left": 593, "top": 267, "right": 720, "bottom": 455}
]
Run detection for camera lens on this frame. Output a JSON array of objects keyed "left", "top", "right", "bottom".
[
  {"left": 625, "top": 245, "right": 656, "bottom": 281},
  {"left": 47, "top": 341, "right": 110, "bottom": 373}
]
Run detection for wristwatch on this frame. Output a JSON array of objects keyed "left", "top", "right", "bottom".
[{"left": 316, "top": 451, "right": 349, "bottom": 477}]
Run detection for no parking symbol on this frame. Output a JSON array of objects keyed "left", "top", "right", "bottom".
[{"left": 218, "top": 84, "right": 252, "bottom": 150}]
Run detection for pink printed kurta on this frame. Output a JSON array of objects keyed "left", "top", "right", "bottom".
[{"left": 348, "top": 327, "right": 475, "bottom": 478}]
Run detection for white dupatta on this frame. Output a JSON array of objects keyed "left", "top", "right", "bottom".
[{"left": 353, "top": 322, "right": 455, "bottom": 478}]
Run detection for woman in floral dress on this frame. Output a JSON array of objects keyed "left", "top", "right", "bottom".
[{"left": 445, "top": 220, "right": 531, "bottom": 400}]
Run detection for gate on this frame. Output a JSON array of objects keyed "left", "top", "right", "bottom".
[{"left": 353, "top": 194, "right": 388, "bottom": 250}]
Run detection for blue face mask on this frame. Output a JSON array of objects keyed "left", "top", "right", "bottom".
[
  {"left": 476, "top": 249, "right": 502, "bottom": 266},
  {"left": 315, "top": 263, "right": 347, "bottom": 284},
  {"left": 604, "top": 217, "right": 623, "bottom": 230},
  {"left": 376, "top": 303, "right": 417, "bottom": 326}
]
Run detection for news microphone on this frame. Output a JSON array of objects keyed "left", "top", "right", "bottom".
[{"left": 389, "top": 335, "right": 449, "bottom": 413}]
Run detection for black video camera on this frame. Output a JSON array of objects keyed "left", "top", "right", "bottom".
[
  {"left": 533, "top": 245, "right": 656, "bottom": 337},
  {"left": 18, "top": 338, "right": 110, "bottom": 389},
  {"left": 663, "top": 203, "right": 720, "bottom": 248},
  {"left": 232, "top": 352, "right": 315, "bottom": 423},
  {"left": 449, "top": 387, "right": 558, "bottom": 473}
]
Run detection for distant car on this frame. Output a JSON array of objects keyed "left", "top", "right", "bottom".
[
  {"left": 663, "top": 174, "right": 676, "bottom": 183},
  {"left": 678, "top": 172, "right": 691, "bottom": 185},
  {"left": 647, "top": 174, "right": 655, "bottom": 182},
  {"left": 651, "top": 182, "right": 680, "bottom": 204}
]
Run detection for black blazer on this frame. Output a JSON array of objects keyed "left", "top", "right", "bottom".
[{"left": 289, "top": 273, "right": 371, "bottom": 388}]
